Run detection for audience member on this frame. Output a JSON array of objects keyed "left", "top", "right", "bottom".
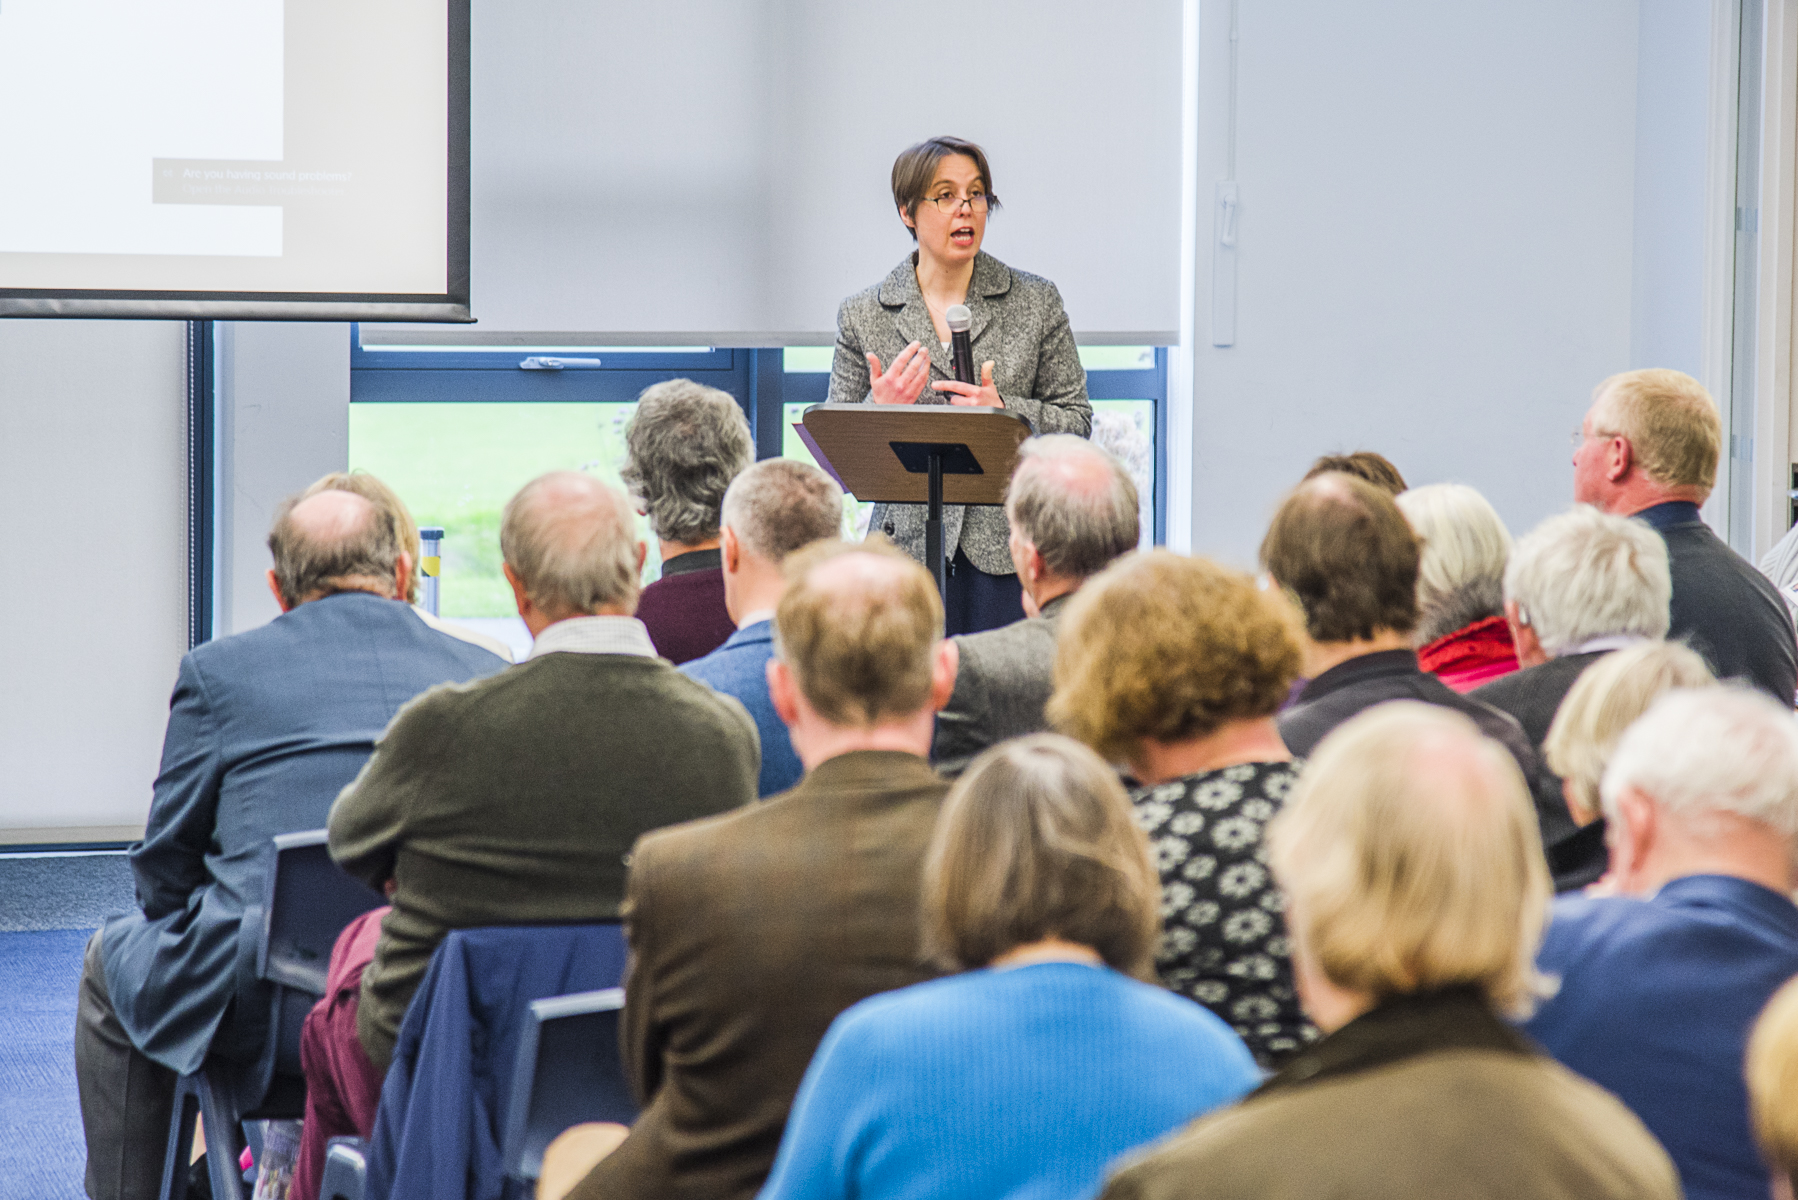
[
  {"left": 1573, "top": 367, "right": 1796, "bottom": 701},
  {"left": 560, "top": 541, "right": 959, "bottom": 1200},
  {"left": 933, "top": 435, "right": 1138, "bottom": 777},
  {"left": 1525, "top": 687, "right": 1798, "bottom": 1200},
  {"left": 622, "top": 379, "right": 756, "bottom": 663},
  {"left": 1748, "top": 976, "right": 1798, "bottom": 1200},
  {"left": 1474, "top": 504, "right": 1671, "bottom": 753},
  {"left": 76, "top": 488, "right": 505, "bottom": 1200},
  {"left": 1537, "top": 641, "right": 1716, "bottom": 887},
  {"left": 1394, "top": 483, "right": 1518, "bottom": 691},
  {"left": 1263, "top": 473, "right": 1580, "bottom": 862},
  {"left": 758, "top": 734, "right": 1259, "bottom": 1200},
  {"left": 1051, "top": 550, "right": 1315, "bottom": 1065},
  {"left": 681, "top": 458, "right": 844, "bottom": 796},
  {"left": 1302, "top": 450, "right": 1407, "bottom": 495},
  {"left": 323, "top": 470, "right": 758, "bottom": 1074},
  {"left": 1101, "top": 704, "right": 1679, "bottom": 1200},
  {"left": 303, "top": 469, "right": 515, "bottom": 661}
]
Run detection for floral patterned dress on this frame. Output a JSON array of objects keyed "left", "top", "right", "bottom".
[{"left": 1131, "top": 760, "right": 1317, "bottom": 1067}]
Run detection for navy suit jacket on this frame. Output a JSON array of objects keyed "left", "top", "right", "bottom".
[
  {"left": 99, "top": 593, "right": 505, "bottom": 1074},
  {"left": 681, "top": 620, "right": 797, "bottom": 797},
  {"left": 1525, "top": 875, "right": 1798, "bottom": 1200}
]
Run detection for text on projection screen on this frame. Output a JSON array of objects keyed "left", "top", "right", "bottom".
[{"left": 0, "top": 0, "right": 448, "bottom": 294}]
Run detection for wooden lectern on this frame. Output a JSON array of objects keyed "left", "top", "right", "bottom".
[{"left": 797, "top": 404, "right": 1033, "bottom": 596}]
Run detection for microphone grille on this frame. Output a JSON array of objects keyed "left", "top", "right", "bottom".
[{"left": 945, "top": 304, "right": 972, "bottom": 333}]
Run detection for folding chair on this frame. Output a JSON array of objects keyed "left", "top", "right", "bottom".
[
  {"left": 156, "top": 831, "right": 385, "bottom": 1200},
  {"left": 501, "top": 988, "right": 638, "bottom": 1186}
]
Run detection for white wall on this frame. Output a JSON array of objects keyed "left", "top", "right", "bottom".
[
  {"left": 0, "top": 320, "right": 187, "bottom": 838},
  {"left": 1182, "top": 0, "right": 1667, "bottom": 566},
  {"left": 215, "top": 322, "right": 352, "bottom": 636}
]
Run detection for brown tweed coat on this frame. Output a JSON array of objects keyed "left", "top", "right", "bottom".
[{"left": 569, "top": 750, "right": 949, "bottom": 1200}]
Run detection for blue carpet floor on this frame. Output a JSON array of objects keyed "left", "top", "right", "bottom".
[
  {"left": 0, "top": 854, "right": 137, "bottom": 1200},
  {"left": 1, "top": 927, "right": 95, "bottom": 1200}
]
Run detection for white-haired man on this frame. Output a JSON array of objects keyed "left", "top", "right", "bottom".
[
  {"left": 1474, "top": 505, "right": 1672, "bottom": 752},
  {"left": 1525, "top": 687, "right": 1798, "bottom": 1200},
  {"left": 1572, "top": 368, "right": 1795, "bottom": 701},
  {"left": 931, "top": 435, "right": 1139, "bottom": 777}
]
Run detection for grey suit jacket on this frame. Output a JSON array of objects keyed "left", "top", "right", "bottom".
[
  {"left": 829, "top": 251, "right": 1092, "bottom": 574},
  {"left": 98, "top": 594, "right": 505, "bottom": 1075},
  {"left": 931, "top": 593, "right": 1070, "bottom": 776}
]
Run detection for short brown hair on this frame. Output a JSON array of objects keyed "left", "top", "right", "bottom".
[
  {"left": 1262, "top": 474, "right": 1421, "bottom": 642},
  {"left": 1591, "top": 368, "right": 1722, "bottom": 494},
  {"left": 303, "top": 471, "right": 422, "bottom": 604},
  {"left": 1749, "top": 976, "right": 1798, "bottom": 1190},
  {"left": 774, "top": 539, "right": 942, "bottom": 727},
  {"left": 890, "top": 136, "right": 1001, "bottom": 240},
  {"left": 923, "top": 734, "right": 1160, "bottom": 974},
  {"left": 1304, "top": 451, "right": 1407, "bottom": 496},
  {"left": 1270, "top": 703, "right": 1553, "bottom": 1018},
  {"left": 1050, "top": 551, "right": 1301, "bottom": 762}
]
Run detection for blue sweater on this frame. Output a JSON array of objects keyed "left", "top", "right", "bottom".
[
  {"left": 757, "top": 961, "right": 1259, "bottom": 1200},
  {"left": 682, "top": 620, "right": 802, "bottom": 797}
]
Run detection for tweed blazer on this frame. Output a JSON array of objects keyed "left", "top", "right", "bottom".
[
  {"left": 573, "top": 750, "right": 949, "bottom": 1200},
  {"left": 930, "top": 592, "right": 1070, "bottom": 777},
  {"left": 829, "top": 251, "right": 1092, "bottom": 574}
]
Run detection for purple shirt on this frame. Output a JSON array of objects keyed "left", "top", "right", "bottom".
[{"left": 637, "top": 548, "right": 735, "bottom": 665}]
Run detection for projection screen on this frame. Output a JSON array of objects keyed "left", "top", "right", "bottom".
[{"left": 0, "top": 0, "right": 469, "bottom": 321}]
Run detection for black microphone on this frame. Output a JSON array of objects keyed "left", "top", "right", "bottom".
[{"left": 946, "top": 304, "right": 975, "bottom": 385}]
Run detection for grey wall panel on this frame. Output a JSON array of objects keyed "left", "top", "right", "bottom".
[
  {"left": 0, "top": 319, "right": 187, "bottom": 834},
  {"left": 216, "top": 322, "right": 352, "bottom": 637},
  {"left": 1186, "top": 0, "right": 1647, "bottom": 566}
]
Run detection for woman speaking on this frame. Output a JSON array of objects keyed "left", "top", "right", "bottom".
[{"left": 828, "top": 136, "right": 1091, "bottom": 635}]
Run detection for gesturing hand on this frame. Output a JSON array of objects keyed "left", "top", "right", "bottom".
[
  {"left": 868, "top": 342, "right": 930, "bottom": 405},
  {"left": 932, "top": 361, "right": 1004, "bottom": 408}
]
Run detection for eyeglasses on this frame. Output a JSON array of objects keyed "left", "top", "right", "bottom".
[
  {"left": 925, "top": 192, "right": 990, "bottom": 214},
  {"left": 1570, "top": 427, "right": 1621, "bottom": 448}
]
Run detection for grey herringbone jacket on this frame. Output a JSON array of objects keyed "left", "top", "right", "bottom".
[{"left": 828, "top": 251, "right": 1092, "bottom": 573}]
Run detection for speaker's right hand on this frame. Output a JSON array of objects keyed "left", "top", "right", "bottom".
[{"left": 867, "top": 342, "right": 929, "bottom": 405}]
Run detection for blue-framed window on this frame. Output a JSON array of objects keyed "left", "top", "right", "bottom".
[{"left": 347, "top": 329, "right": 1167, "bottom": 634}]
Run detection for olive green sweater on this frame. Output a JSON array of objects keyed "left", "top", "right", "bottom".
[{"left": 328, "top": 650, "right": 759, "bottom": 1069}]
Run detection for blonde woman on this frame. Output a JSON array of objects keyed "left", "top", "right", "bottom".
[
  {"left": 1052, "top": 550, "right": 1313, "bottom": 1065},
  {"left": 757, "top": 736, "right": 1257, "bottom": 1200}
]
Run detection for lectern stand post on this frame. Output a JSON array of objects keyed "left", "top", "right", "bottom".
[
  {"left": 794, "top": 404, "right": 1034, "bottom": 597},
  {"left": 925, "top": 452, "right": 946, "bottom": 596}
]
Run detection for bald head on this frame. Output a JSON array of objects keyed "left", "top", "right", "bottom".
[
  {"left": 775, "top": 540, "right": 944, "bottom": 728},
  {"left": 1270, "top": 702, "right": 1551, "bottom": 1016},
  {"left": 1262, "top": 472, "right": 1422, "bottom": 643},
  {"left": 501, "top": 471, "right": 642, "bottom": 619},
  {"left": 1004, "top": 435, "right": 1139, "bottom": 581},
  {"left": 267, "top": 488, "right": 406, "bottom": 608}
]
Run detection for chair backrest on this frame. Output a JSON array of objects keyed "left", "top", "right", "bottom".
[
  {"left": 259, "top": 830, "right": 386, "bottom": 995},
  {"left": 501, "top": 988, "right": 638, "bottom": 1181}
]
